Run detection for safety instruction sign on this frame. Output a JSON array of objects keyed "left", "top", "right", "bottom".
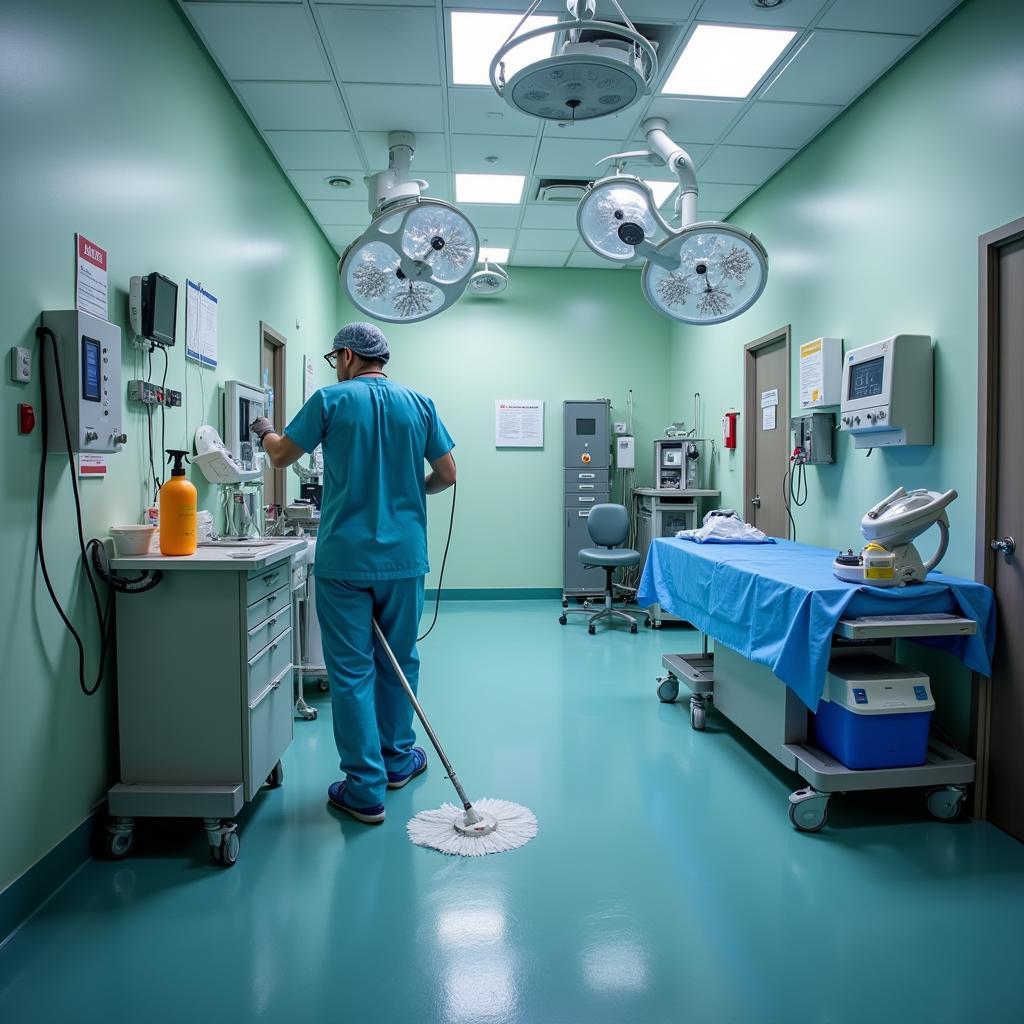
[
  {"left": 800, "top": 338, "right": 824, "bottom": 407},
  {"left": 75, "top": 234, "right": 108, "bottom": 320},
  {"left": 185, "top": 280, "right": 218, "bottom": 368},
  {"left": 77, "top": 454, "right": 108, "bottom": 477},
  {"left": 495, "top": 399, "right": 544, "bottom": 447}
]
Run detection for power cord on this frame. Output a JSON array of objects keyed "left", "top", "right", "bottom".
[
  {"left": 782, "top": 456, "right": 808, "bottom": 541},
  {"left": 417, "top": 472, "right": 457, "bottom": 643}
]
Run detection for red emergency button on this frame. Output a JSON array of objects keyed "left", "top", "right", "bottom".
[
  {"left": 18, "top": 403, "right": 35, "bottom": 434},
  {"left": 581, "top": 452, "right": 592, "bottom": 464}
]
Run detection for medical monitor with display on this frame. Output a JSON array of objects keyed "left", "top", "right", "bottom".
[
  {"left": 576, "top": 418, "right": 596, "bottom": 435},
  {"left": 848, "top": 355, "right": 884, "bottom": 401},
  {"left": 82, "top": 336, "right": 101, "bottom": 402}
]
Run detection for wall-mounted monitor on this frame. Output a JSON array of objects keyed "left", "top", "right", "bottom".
[{"left": 129, "top": 273, "right": 178, "bottom": 347}]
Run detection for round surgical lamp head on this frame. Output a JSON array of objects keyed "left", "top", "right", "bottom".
[
  {"left": 577, "top": 174, "right": 663, "bottom": 263},
  {"left": 641, "top": 223, "right": 768, "bottom": 325},
  {"left": 340, "top": 198, "right": 479, "bottom": 323},
  {"left": 489, "top": 4, "right": 658, "bottom": 123},
  {"left": 467, "top": 261, "right": 510, "bottom": 297}
]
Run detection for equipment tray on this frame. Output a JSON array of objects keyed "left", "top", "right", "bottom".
[
  {"left": 661, "top": 652, "right": 715, "bottom": 692},
  {"left": 834, "top": 613, "right": 977, "bottom": 640}
]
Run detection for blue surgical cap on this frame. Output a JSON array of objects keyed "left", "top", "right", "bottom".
[{"left": 332, "top": 322, "right": 390, "bottom": 364}]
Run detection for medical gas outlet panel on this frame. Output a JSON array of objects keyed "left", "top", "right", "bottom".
[
  {"left": 41, "top": 310, "right": 125, "bottom": 454},
  {"left": 840, "top": 334, "right": 933, "bottom": 449}
]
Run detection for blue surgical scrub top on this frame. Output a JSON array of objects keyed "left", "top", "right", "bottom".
[{"left": 283, "top": 378, "right": 454, "bottom": 581}]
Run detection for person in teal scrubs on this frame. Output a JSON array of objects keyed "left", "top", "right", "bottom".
[{"left": 254, "top": 323, "right": 456, "bottom": 824}]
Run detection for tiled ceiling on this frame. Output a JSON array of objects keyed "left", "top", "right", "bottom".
[{"left": 179, "top": 0, "right": 962, "bottom": 269}]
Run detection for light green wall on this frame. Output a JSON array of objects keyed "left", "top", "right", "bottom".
[
  {"left": 671, "top": 0, "right": 1023, "bottom": 578},
  {"left": 670, "top": 0, "right": 1023, "bottom": 741},
  {"left": 0, "top": 0, "right": 339, "bottom": 892},
  {"left": 337, "top": 268, "right": 673, "bottom": 590}
]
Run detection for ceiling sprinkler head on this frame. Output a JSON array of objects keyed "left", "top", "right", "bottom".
[
  {"left": 326, "top": 176, "right": 353, "bottom": 189},
  {"left": 751, "top": 0, "right": 787, "bottom": 7}
]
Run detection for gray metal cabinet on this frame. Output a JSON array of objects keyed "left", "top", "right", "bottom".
[
  {"left": 106, "top": 541, "right": 304, "bottom": 866},
  {"left": 563, "top": 401, "right": 611, "bottom": 599}
]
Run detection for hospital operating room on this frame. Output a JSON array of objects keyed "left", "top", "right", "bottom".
[{"left": 2, "top": 0, "right": 1024, "bottom": 1021}]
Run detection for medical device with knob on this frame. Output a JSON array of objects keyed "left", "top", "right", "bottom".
[
  {"left": 489, "top": 0, "right": 658, "bottom": 123},
  {"left": 576, "top": 119, "right": 768, "bottom": 324},
  {"left": 339, "top": 132, "right": 479, "bottom": 323},
  {"left": 833, "top": 487, "right": 958, "bottom": 587},
  {"left": 194, "top": 425, "right": 269, "bottom": 543}
]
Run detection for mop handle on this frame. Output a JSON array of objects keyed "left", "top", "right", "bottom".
[{"left": 371, "top": 619, "right": 475, "bottom": 811}]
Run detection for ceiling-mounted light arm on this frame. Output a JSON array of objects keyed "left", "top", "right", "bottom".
[
  {"left": 366, "top": 131, "right": 430, "bottom": 216},
  {"left": 594, "top": 149, "right": 676, "bottom": 236},
  {"left": 642, "top": 118, "right": 699, "bottom": 228}
]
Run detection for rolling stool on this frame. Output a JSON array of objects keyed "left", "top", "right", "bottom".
[{"left": 559, "top": 503, "right": 641, "bottom": 635}]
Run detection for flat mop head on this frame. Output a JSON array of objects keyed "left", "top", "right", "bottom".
[{"left": 407, "top": 799, "right": 537, "bottom": 857}]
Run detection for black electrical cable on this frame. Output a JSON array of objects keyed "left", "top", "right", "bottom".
[
  {"left": 158, "top": 344, "right": 168, "bottom": 486},
  {"left": 781, "top": 458, "right": 808, "bottom": 542},
  {"left": 88, "top": 538, "right": 162, "bottom": 594},
  {"left": 417, "top": 472, "right": 457, "bottom": 643}
]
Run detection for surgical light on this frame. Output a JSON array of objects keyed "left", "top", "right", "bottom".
[
  {"left": 576, "top": 118, "right": 768, "bottom": 325},
  {"left": 339, "top": 132, "right": 479, "bottom": 324},
  {"left": 489, "top": 0, "right": 658, "bottom": 123}
]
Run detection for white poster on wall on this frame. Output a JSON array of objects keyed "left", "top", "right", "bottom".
[
  {"left": 75, "top": 234, "right": 108, "bottom": 319},
  {"left": 495, "top": 400, "right": 544, "bottom": 447},
  {"left": 304, "top": 354, "right": 316, "bottom": 402},
  {"left": 185, "top": 280, "right": 218, "bottom": 368},
  {"left": 762, "top": 405, "right": 777, "bottom": 431},
  {"left": 799, "top": 338, "right": 825, "bottom": 408}
]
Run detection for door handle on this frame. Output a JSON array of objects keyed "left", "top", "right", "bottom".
[
  {"left": 991, "top": 536, "right": 1015, "bottom": 555},
  {"left": 751, "top": 495, "right": 762, "bottom": 508}
]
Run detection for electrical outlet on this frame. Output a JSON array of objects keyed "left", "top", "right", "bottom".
[
  {"left": 127, "top": 379, "right": 162, "bottom": 404},
  {"left": 10, "top": 346, "right": 31, "bottom": 383},
  {"left": 165, "top": 388, "right": 182, "bottom": 407}
]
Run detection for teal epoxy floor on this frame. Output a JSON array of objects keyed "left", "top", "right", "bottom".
[{"left": 2, "top": 601, "right": 1024, "bottom": 1023}]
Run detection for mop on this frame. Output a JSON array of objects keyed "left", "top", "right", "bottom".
[{"left": 372, "top": 620, "right": 537, "bottom": 857}]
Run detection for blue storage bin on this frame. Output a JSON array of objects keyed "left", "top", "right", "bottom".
[{"left": 813, "top": 656, "right": 934, "bottom": 770}]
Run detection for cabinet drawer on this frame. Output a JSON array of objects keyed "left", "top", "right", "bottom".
[
  {"left": 564, "top": 469, "right": 610, "bottom": 490},
  {"left": 246, "top": 584, "right": 289, "bottom": 631},
  {"left": 247, "top": 664, "right": 293, "bottom": 801},
  {"left": 247, "top": 605, "right": 292, "bottom": 661},
  {"left": 247, "top": 626, "right": 292, "bottom": 703},
  {"left": 565, "top": 492, "right": 609, "bottom": 507},
  {"left": 247, "top": 561, "right": 291, "bottom": 605}
]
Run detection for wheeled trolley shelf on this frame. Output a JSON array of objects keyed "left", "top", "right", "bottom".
[{"left": 655, "top": 613, "right": 979, "bottom": 833}]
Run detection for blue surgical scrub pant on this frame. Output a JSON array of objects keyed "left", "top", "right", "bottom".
[{"left": 315, "top": 575, "right": 425, "bottom": 807}]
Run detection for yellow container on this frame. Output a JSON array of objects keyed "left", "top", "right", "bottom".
[{"left": 159, "top": 450, "right": 197, "bottom": 556}]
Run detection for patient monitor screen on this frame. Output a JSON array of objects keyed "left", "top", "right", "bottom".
[
  {"left": 848, "top": 355, "right": 884, "bottom": 400},
  {"left": 575, "top": 418, "right": 596, "bottom": 435}
]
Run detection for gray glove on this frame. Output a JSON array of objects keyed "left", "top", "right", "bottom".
[{"left": 250, "top": 416, "right": 274, "bottom": 442}]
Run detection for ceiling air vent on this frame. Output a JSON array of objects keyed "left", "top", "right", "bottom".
[{"left": 535, "top": 179, "right": 591, "bottom": 203}]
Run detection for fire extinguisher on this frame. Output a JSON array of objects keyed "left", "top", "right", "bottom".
[{"left": 722, "top": 410, "right": 739, "bottom": 450}]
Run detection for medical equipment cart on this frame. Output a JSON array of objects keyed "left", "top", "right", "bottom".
[
  {"left": 106, "top": 540, "right": 305, "bottom": 866},
  {"left": 656, "top": 615, "right": 980, "bottom": 832}
]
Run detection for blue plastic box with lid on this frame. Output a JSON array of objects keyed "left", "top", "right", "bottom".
[{"left": 813, "top": 655, "right": 935, "bottom": 770}]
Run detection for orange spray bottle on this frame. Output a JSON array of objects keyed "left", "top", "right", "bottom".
[{"left": 160, "top": 450, "right": 198, "bottom": 556}]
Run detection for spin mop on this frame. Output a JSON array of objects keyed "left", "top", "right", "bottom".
[{"left": 372, "top": 620, "right": 537, "bottom": 857}]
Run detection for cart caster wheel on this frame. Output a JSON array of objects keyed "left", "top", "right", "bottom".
[
  {"left": 105, "top": 829, "right": 134, "bottom": 860},
  {"left": 788, "top": 788, "right": 829, "bottom": 832},
  {"left": 630, "top": 624, "right": 638, "bottom": 634},
  {"left": 212, "top": 831, "right": 240, "bottom": 867},
  {"left": 266, "top": 760, "right": 284, "bottom": 788},
  {"left": 317, "top": 680, "right": 329, "bottom": 693},
  {"left": 926, "top": 785, "right": 966, "bottom": 821},
  {"left": 690, "top": 702, "right": 706, "bottom": 730},
  {"left": 588, "top": 625, "right": 596, "bottom": 635},
  {"left": 644, "top": 616, "right": 651, "bottom": 628},
  {"left": 562, "top": 599, "right": 569, "bottom": 609},
  {"left": 656, "top": 676, "right": 679, "bottom": 703},
  {"left": 582, "top": 600, "right": 592, "bottom": 610},
  {"left": 558, "top": 615, "right": 568, "bottom": 625}
]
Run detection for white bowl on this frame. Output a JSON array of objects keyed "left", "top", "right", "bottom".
[{"left": 110, "top": 525, "right": 156, "bottom": 557}]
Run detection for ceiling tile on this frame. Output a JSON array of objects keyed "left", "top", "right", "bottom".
[
  {"left": 520, "top": 204, "right": 579, "bottom": 230},
  {"left": 535, "top": 137, "right": 629, "bottom": 178},
  {"left": 691, "top": 0, "right": 829, "bottom": 28},
  {"left": 360, "top": 131, "right": 447, "bottom": 172},
  {"left": 470, "top": 227, "right": 516, "bottom": 249},
  {"left": 451, "top": 134, "right": 535, "bottom": 175},
  {"left": 319, "top": 6, "right": 441, "bottom": 85},
  {"left": 517, "top": 228, "right": 580, "bottom": 250},
  {"left": 626, "top": 139, "right": 713, "bottom": 171},
  {"left": 699, "top": 145, "right": 795, "bottom": 185},
  {"left": 184, "top": 3, "right": 329, "bottom": 81},
  {"left": 512, "top": 250, "right": 570, "bottom": 267},
  {"left": 236, "top": 82, "right": 349, "bottom": 130},
  {"left": 725, "top": 101, "right": 841, "bottom": 148},
  {"left": 448, "top": 88, "right": 540, "bottom": 137},
  {"left": 642, "top": 97, "right": 745, "bottom": 144},
  {"left": 694, "top": 181, "right": 756, "bottom": 212},
  {"left": 566, "top": 251, "right": 620, "bottom": 269},
  {"left": 818, "top": 0, "right": 960, "bottom": 35},
  {"left": 288, "top": 168, "right": 368, "bottom": 201},
  {"left": 264, "top": 130, "right": 360, "bottom": 169},
  {"left": 460, "top": 204, "right": 522, "bottom": 229},
  {"left": 322, "top": 0, "right": 433, "bottom": 6},
  {"left": 762, "top": 30, "right": 912, "bottom": 105},
  {"left": 306, "top": 199, "right": 368, "bottom": 224},
  {"left": 540, "top": 107, "right": 643, "bottom": 142},
  {"left": 343, "top": 83, "right": 445, "bottom": 132},
  {"left": 323, "top": 224, "right": 365, "bottom": 247}
]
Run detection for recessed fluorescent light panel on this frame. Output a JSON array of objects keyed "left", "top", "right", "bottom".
[
  {"left": 644, "top": 181, "right": 677, "bottom": 206},
  {"left": 450, "top": 11, "right": 557, "bottom": 86},
  {"left": 662, "top": 24, "right": 796, "bottom": 98},
  {"left": 456, "top": 173, "right": 525, "bottom": 205},
  {"left": 479, "top": 247, "right": 510, "bottom": 263}
]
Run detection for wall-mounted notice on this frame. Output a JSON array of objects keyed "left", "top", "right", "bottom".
[
  {"left": 762, "top": 405, "right": 777, "bottom": 431},
  {"left": 303, "top": 354, "right": 316, "bottom": 403},
  {"left": 495, "top": 399, "right": 544, "bottom": 448},
  {"left": 185, "top": 280, "right": 218, "bottom": 368},
  {"left": 77, "top": 453, "right": 108, "bottom": 477},
  {"left": 799, "top": 336, "right": 843, "bottom": 408},
  {"left": 75, "top": 234, "right": 108, "bottom": 319}
]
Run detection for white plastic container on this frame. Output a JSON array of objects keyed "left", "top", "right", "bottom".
[{"left": 110, "top": 525, "right": 156, "bottom": 557}]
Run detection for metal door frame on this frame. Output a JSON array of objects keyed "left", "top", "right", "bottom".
[
  {"left": 260, "top": 321, "right": 287, "bottom": 507},
  {"left": 743, "top": 325, "right": 791, "bottom": 532},
  {"left": 971, "top": 215, "right": 1024, "bottom": 819}
]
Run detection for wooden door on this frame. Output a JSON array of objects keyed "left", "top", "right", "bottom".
[
  {"left": 260, "top": 322, "right": 286, "bottom": 508},
  {"left": 744, "top": 327, "right": 790, "bottom": 538},
  {"left": 976, "top": 219, "right": 1024, "bottom": 840}
]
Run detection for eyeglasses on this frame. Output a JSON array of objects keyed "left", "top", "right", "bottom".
[{"left": 323, "top": 350, "right": 339, "bottom": 369}]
